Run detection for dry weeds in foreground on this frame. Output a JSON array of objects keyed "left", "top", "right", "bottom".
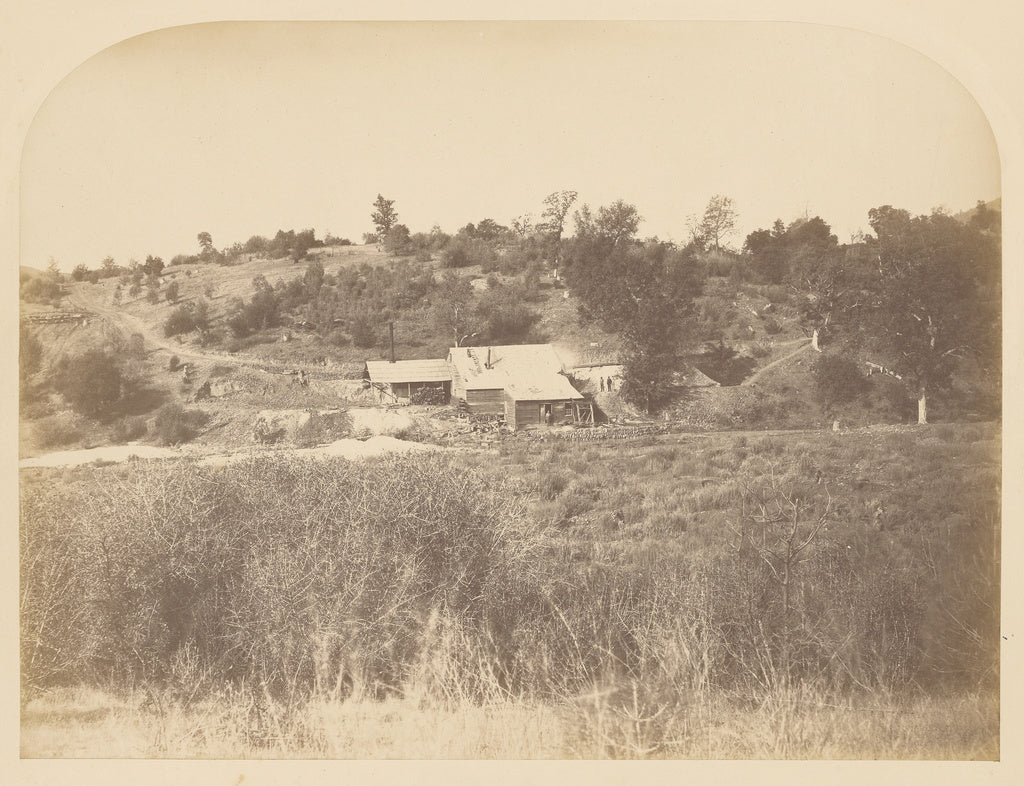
[
  {"left": 20, "top": 425, "right": 1000, "bottom": 760},
  {"left": 21, "top": 685, "right": 996, "bottom": 759}
]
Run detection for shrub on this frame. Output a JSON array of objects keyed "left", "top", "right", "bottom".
[
  {"left": 164, "top": 306, "right": 196, "bottom": 337},
  {"left": 537, "top": 472, "right": 569, "bottom": 501},
  {"left": 20, "top": 275, "right": 62, "bottom": 305},
  {"left": 191, "top": 299, "right": 211, "bottom": 331},
  {"left": 225, "top": 300, "right": 252, "bottom": 338},
  {"left": 814, "top": 354, "right": 870, "bottom": 415},
  {"left": 32, "top": 414, "right": 82, "bottom": 448},
  {"left": 383, "top": 224, "right": 413, "bottom": 256},
  {"left": 761, "top": 316, "right": 782, "bottom": 335},
  {"left": 128, "top": 333, "right": 145, "bottom": 359},
  {"left": 165, "top": 281, "right": 180, "bottom": 303},
  {"left": 20, "top": 456, "right": 541, "bottom": 700},
  {"left": 326, "top": 328, "right": 349, "bottom": 347},
  {"left": 20, "top": 398, "right": 53, "bottom": 421},
  {"left": 52, "top": 350, "right": 123, "bottom": 418},
  {"left": 496, "top": 250, "right": 534, "bottom": 277},
  {"left": 441, "top": 236, "right": 495, "bottom": 269},
  {"left": 20, "top": 324, "right": 42, "bottom": 385},
  {"left": 477, "top": 292, "right": 540, "bottom": 344},
  {"left": 619, "top": 350, "right": 677, "bottom": 413},
  {"left": 152, "top": 403, "right": 208, "bottom": 445},
  {"left": 168, "top": 355, "right": 181, "bottom": 372},
  {"left": 350, "top": 312, "right": 376, "bottom": 348},
  {"left": 110, "top": 415, "right": 148, "bottom": 443},
  {"left": 226, "top": 288, "right": 280, "bottom": 337}
]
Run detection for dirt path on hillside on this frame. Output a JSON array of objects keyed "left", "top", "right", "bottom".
[
  {"left": 68, "top": 287, "right": 322, "bottom": 374},
  {"left": 742, "top": 338, "right": 814, "bottom": 387}
]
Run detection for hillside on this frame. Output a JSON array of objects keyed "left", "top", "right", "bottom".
[
  {"left": 18, "top": 239, "right": 996, "bottom": 459},
  {"left": 954, "top": 197, "right": 1000, "bottom": 222}
]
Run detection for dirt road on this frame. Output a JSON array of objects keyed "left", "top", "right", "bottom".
[
  {"left": 742, "top": 338, "right": 814, "bottom": 386},
  {"left": 19, "top": 435, "right": 438, "bottom": 469},
  {"left": 68, "top": 285, "right": 325, "bottom": 375}
]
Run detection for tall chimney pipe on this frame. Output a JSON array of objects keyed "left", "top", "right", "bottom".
[{"left": 389, "top": 322, "right": 395, "bottom": 363}]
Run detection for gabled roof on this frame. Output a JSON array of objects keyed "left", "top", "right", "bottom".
[
  {"left": 447, "top": 344, "right": 583, "bottom": 400},
  {"left": 365, "top": 358, "right": 452, "bottom": 384},
  {"left": 448, "top": 344, "right": 563, "bottom": 388}
]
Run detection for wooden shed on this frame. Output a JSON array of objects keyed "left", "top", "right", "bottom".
[
  {"left": 503, "top": 377, "right": 586, "bottom": 430},
  {"left": 364, "top": 358, "right": 452, "bottom": 404}
]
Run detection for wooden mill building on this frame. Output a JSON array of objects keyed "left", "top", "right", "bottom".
[{"left": 446, "top": 344, "right": 588, "bottom": 429}]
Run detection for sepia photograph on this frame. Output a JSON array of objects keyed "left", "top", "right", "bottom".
[{"left": 8, "top": 6, "right": 1014, "bottom": 773}]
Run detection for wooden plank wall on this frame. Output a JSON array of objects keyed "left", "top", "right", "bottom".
[
  {"left": 466, "top": 388, "right": 504, "bottom": 415},
  {"left": 515, "top": 401, "right": 543, "bottom": 427},
  {"left": 511, "top": 399, "right": 578, "bottom": 429}
]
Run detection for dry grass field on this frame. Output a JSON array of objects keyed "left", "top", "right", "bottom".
[{"left": 19, "top": 422, "right": 1000, "bottom": 759}]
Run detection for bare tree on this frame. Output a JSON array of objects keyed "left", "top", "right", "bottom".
[
  {"left": 511, "top": 214, "right": 533, "bottom": 241},
  {"left": 731, "top": 474, "right": 832, "bottom": 683}
]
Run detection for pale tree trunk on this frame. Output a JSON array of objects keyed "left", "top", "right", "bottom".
[
  {"left": 811, "top": 328, "right": 820, "bottom": 352},
  {"left": 918, "top": 392, "right": 928, "bottom": 425}
]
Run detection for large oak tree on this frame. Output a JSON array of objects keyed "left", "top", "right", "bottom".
[
  {"left": 866, "top": 205, "right": 999, "bottom": 424},
  {"left": 562, "top": 220, "right": 702, "bottom": 412}
]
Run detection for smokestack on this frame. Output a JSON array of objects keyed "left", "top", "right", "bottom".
[
  {"left": 389, "top": 322, "right": 395, "bottom": 363},
  {"left": 486, "top": 347, "right": 491, "bottom": 369}
]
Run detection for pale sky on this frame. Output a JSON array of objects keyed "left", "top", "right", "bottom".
[{"left": 20, "top": 21, "right": 999, "bottom": 270}]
